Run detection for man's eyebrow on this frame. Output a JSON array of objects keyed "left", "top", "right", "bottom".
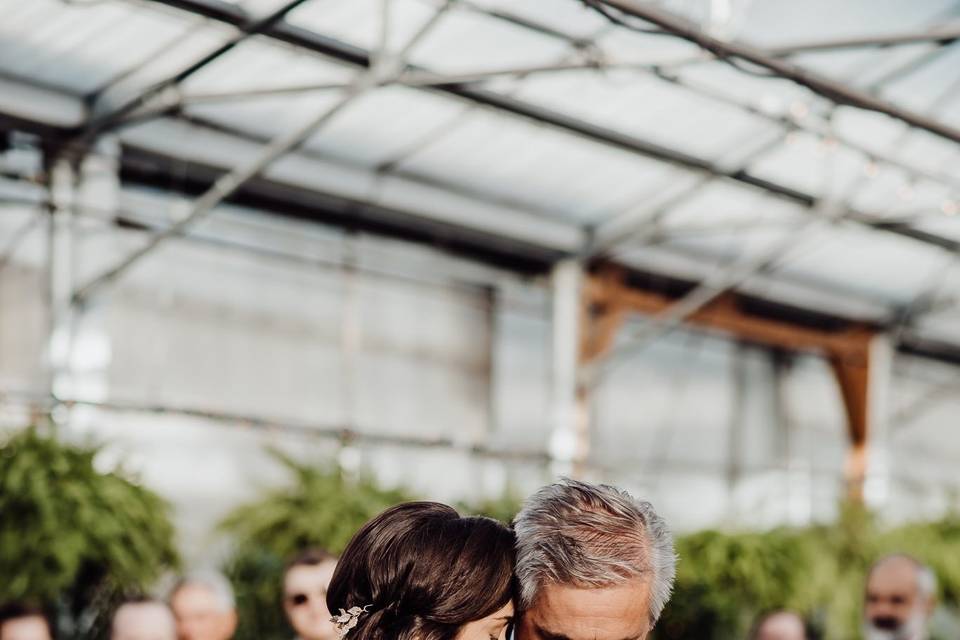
[
  {"left": 533, "top": 623, "right": 644, "bottom": 640},
  {"left": 533, "top": 624, "right": 573, "bottom": 640}
]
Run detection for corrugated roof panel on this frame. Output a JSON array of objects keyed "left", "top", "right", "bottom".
[
  {"left": 398, "top": 107, "right": 680, "bottom": 224},
  {"left": 453, "top": 0, "right": 610, "bottom": 39},
  {"left": 850, "top": 174, "right": 953, "bottom": 218},
  {"left": 772, "top": 224, "right": 951, "bottom": 304},
  {"left": 405, "top": 7, "right": 572, "bottom": 73},
  {"left": 287, "top": 0, "right": 438, "bottom": 53},
  {"left": 181, "top": 36, "right": 355, "bottom": 95},
  {"left": 737, "top": 0, "right": 956, "bottom": 45},
  {"left": 657, "top": 180, "right": 808, "bottom": 231},
  {"left": 748, "top": 130, "right": 870, "bottom": 201},
  {"left": 509, "top": 68, "right": 781, "bottom": 163},
  {"left": 0, "top": 0, "right": 202, "bottom": 93},
  {"left": 301, "top": 85, "right": 472, "bottom": 167}
]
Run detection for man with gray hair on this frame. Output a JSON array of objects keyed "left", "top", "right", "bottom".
[
  {"left": 513, "top": 478, "right": 676, "bottom": 640},
  {"left": 169, "top": 572, "right": 237, "bottom": 640},
  {"left": 111, "top": 597, "right": 177, "bottom": 640},
  {"left": 863, "top": 554, "right": 937, "bottom": 640}
]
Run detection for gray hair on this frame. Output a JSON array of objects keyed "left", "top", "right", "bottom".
[
  {"left": 513, "top": 478, "right": 677, "bottom": 623},
  {"left": 170, "top": 570, "right": 236, "bottom": 611},
  {"left": 869, "top": 554, "right": 938, "bottom": 600}
]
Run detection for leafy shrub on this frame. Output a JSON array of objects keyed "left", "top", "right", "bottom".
[
  {"left": 0, "top": 427, "right": 178, "bottom": 639},
  {"left": 219, "top": 450, "right": 414, "bottom": 640}
]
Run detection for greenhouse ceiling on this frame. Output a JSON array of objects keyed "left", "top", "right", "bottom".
[{"left": 2, "top": 0, "right": 960, "bottom": 362}]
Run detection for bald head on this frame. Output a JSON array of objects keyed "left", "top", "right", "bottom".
[
  {"left": 864, "top": 555, "right": 935, "bottom": 640},
  {"left": 753, "top": 611, "right": 807, "bottom": 640},
  {"left": 112, "top": 601, "right": 177, "bottom": 640}
]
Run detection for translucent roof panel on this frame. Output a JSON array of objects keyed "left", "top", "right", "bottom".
[
  {"left": 455, "top": 0, "right": 612, "bottom": 40},
  {"left": 504, "top": 69, "right": 782, "bottom": 164},
  {"left": 287, "top": 0, "right": 439, "bottom": 54},
  {"left": 656, "top": 181, "right": 809, "bottom": 232},
  {"left": 397, "top": 108, "right": 685, "bottom": 224},
  {"left": 747, "top": 130, "right": 869, "bottom": 200},
  {"left": 769, "top": 225, "right": 952, "bottom": 305},
  {"left": 728, "top": 0, "right": 957, "bottom": 45},
  {"left": 0, "top": 0, "right": 219, "bottom": 95},
  {"left": 1, "top": 0, "right": 959, "bottom": 341},
  {"left": 406, "top": 8, "right": 573, "bottom": 73},
  {"left": 299, "top": 86, "right": 475, "bottom": 167},
  {"left": 871, "top": 40, "right": 960, "bottom": 113}
]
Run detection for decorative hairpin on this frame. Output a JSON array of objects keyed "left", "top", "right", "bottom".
[{"left": 331, "top": 605, "right": 371, "bottom": 638}]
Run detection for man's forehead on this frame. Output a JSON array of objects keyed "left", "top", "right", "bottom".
[
  {"left": 172, "top": 585, "right": 224, "bottom": 610},
  {"left": 868, "top": 558, "right": 919, "bottom": 593},
  {"left": 284, "top": 562, "right": 337, "bottom": 590},
  {"left": 527, "top": 580, "right": 651, "bottom": 640}
]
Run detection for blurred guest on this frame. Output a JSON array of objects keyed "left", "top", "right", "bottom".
[
  {"left": 750, "top": 610, "right": 809, "bottom": 640},
  {"left": 864, "top": 554, "right": 936, "bottom": 640},
  {"left": 0, "top": 603, "right": 52, "bottom": 640},
  {"left": 112, "top": 598, "right": 176, "bottom": 640},
  {"left": 283, "top": 549, "right": 338, "bottom": 640},
  {"left": 169, "top": 572, "right": 238, "bottom": 640}
]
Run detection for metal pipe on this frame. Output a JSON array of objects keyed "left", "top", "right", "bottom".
[
  {"left": 0, "top": 212, "right": 43, "bottom": 271},
  {"left": 768, "top": 24, "right": 960, "bottom": 56},
  {"left": 141, "top": 0, "right": 960, "bottom": 260},
  {"left": 595, "top": 0, "right": 960, "bottom": 146},
  {"left": 72, "top": 84, "right": 370, "bottom": 305},
  {"left": 79, "top": 0, "right": 315, "bottom": 141},
  {"left": 72, "top": 1, "right": 454, "bottom": 305}
]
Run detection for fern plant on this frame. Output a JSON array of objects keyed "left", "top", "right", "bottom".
[
  {"left": 0, "top": 427, "right": 178, "bottom": 639},
  {"left": 219, "top": 449, "right": 414, "bottom": 640}
]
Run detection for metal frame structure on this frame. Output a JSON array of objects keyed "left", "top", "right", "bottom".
[{"left": 2, "top": 0, "right": 960, "bottom": 502}]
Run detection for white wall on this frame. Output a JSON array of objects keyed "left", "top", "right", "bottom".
[{"left": 2, "top": 182, "right": 959, "bottom": 563}]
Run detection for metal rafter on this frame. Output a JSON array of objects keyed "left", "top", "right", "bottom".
[
  {"left": 768, "top": 23, "right": 960, "bottom": 56},
  {"left": 72, "top": 0, "right": 455, "bottom": 305},
  {"left": 592, "top": 0, "right": 960, "bottom": 146},
  {"left": 138, "top": 0, "right": 960, "bottom": 261},
  {"left": 0, "top": 210, "right": 44, "bottom": 271},
  {"left": 78, "top": 0, "right": 315, "bottom": 143}
]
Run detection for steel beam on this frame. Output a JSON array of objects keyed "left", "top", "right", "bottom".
[
  {"left": 595, "top": 0, "right": 960, "bottom": 147},
  {"left": 0, "top": 212, "right": 43, "bottom": 271},
  {"left": 139, "top": 0, "right": 960, "bottom": 260},
  {"left": 768, "top": 24, "right": 960, "bottom": 56},
  {"left": 72, "top": 1, "right": 453, "bottom": 305},
  {"left": 73, "top": 85, "right": 369, "bottom": 305},
  {"left": 79, "top": 0, "right": 314, "bottom": 142}
]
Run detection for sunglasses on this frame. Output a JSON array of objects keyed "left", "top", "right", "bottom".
[{"left": 286, "top": 592, "right": 325, "bottom": 607}]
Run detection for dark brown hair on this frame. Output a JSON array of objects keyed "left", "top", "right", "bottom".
[
  {"left": 285, "top": 547, "right": 337, "bottom": 575},
  {"left": 0, "top": 602, "right": 54, "bottom": 638},
  {"left": 326, "top": 501, "right": 515, "bottom": 640}
]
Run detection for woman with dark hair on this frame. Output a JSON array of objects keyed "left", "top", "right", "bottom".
[{"left": 325, "top": 502, "right": 515, "bottom": 640}]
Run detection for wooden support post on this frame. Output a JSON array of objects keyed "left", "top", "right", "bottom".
[{"left": 584, "top": 264, "right": 882, "bottom": 502}]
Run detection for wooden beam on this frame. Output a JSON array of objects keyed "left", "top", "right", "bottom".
[{"left": 584, "top": 265, "right": 879, "bottom": 500}]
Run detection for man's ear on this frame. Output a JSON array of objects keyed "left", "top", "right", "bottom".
[{"left": 925, "top": 594, "right": 937, "bottom": 617}]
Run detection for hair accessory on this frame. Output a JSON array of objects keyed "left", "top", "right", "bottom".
[{"left": 330, "top": 605, "right": 371, "bottom": 638}]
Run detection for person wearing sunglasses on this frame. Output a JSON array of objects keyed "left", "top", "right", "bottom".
[{"left": 283, "top": 549, "right": 339, "bottom": 640}]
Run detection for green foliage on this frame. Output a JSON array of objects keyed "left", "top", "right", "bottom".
[
  {"left": 219, "top": 449, "right": 414, "bottom": 640},
  {"left": 0, "top": 427, "right": 178, "bottom": 639},
  {"left": 456, "top": 488, "right": 523, "bottom": 523},
  {"left": 655, "top": 503, "right": 960, "bottom": 640},
  {"left": 209, "top": 458, "right": 960, "bottom": 640}
]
